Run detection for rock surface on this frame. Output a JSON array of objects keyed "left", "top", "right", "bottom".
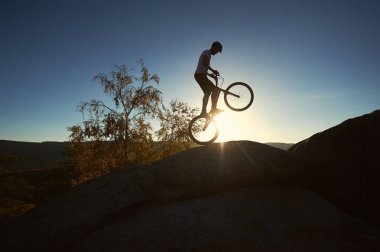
[
  {"left": 2, "top": 141, "right": 380, "bottom": 251},
  {"left": 288, "top": 110, "right": 380, "bottom": 226}
]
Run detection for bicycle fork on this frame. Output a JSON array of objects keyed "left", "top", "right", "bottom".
[{"left": 202, "top": 118, "right": 210, "bottom": 131}]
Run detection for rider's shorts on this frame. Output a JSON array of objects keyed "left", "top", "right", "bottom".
[{"left": 194, "top": 73, "right": 216, "bottom": 94}]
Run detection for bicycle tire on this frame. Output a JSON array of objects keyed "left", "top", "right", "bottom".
[
  {"left": 188, "top": 115, "right": 219, "bottom": 145},
  {"left": 224, "top": 82, "right": 254, "bottom": 111}
]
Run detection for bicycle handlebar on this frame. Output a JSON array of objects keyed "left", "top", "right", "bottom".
[
  {"left": 212, "top": 74, "right": 224, "bottom": 87},
  {"left": 207, "top": 73, "right": 224, "bottom": 87}
]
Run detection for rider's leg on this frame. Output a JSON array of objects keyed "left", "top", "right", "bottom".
[
  {"left": 201, "top": 91, "right": 211, "bottom": 115},
  {"left": 210, "top": 87, "right": 220, "bottom": 110},
  {"left": 195, "top": 73, "right": 213, "bottom": 115},
  {"left": 195, "top": 73, "right": 222, "bottom": 115},
  {"left": 210, "top": 87, "right": 223, "bottom": 113}
]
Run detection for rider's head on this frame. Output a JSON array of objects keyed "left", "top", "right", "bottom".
[{"left": 210, "top": 41, "right": 222, "bottom": 55}]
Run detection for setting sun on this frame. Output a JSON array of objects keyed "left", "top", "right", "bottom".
[{"left": 214, "top": 110, "right": 253, "bottom": 143}]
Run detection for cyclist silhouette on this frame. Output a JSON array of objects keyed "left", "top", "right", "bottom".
[{"left": 194, "top": 41, "right": 223, "bottom": 116}]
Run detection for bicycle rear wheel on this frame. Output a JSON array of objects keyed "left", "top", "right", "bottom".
[
  {"left": 188, "top": 115, "right": 219, "bottom": 145},
  {"left": 224, "top": 82, "right": 254, "bottom": 111}
]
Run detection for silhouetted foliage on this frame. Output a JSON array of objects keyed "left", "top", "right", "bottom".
[
  {"left": 67, "top": 61, "right": 199, "bottom": 184},
  {"left": 0, "top": 155, "right": 22, "bottom": 171},
  {"left": 156, "top": 99, "right": 198, "bottom": 157},
  {"left": 0, "top": 176, "right": 35, "bottom": 216},
  {"left": 0, "top": 166, "right": 75, "bottom": 217},
  {"left": 67, "top": 61, "right": 163, "bottom": 183}
]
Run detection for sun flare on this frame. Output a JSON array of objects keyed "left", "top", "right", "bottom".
[{"left": 214, "top": 110, "right": 248, "bottom": 142}]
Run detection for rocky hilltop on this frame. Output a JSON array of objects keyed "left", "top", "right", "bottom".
[
  {"left": 288, "top": 110, "right": 380, "bottom": 226},
  {"left": 2, "top": 140, "right": 379, "bottom": 251}
]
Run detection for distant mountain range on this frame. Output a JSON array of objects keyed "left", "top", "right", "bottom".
[
  {"left": 264, "top": 142, "right": 293, "bottom": 150},
  {"left": 0, "top": 140, "right": 293, "bottom": 170},
  {"left": 0, "top": 141, "right": 69, "bottom": 170}
]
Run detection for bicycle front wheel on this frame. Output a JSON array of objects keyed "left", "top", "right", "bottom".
[
  {"left": 224, "top": 82, "right": 254, "bottom": 111},
  {"left": 188, "top": 115, "right": 219, "bottom": 145}
]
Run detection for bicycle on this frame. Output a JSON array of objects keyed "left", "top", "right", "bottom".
[{"left": 188, "top": 75, "right": 254, "bottom": 145}]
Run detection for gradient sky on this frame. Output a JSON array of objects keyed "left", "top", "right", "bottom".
[{"left": 1, "top": 0, "right": 379, "bottom": 143}]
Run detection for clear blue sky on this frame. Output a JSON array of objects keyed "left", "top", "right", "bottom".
[{"left": 1, "top": 0, "right": 379, "bottom": 143}]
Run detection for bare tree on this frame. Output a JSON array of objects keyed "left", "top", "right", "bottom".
[{"left": 67, "top": 61, "right": 162, "bottom": 183}]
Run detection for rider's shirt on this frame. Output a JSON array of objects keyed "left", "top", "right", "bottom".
[{"left": 195, "top": 50, "right": 211, "bottom": 75}]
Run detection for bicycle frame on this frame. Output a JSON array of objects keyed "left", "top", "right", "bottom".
[
  {"left": 189, "top": 75, "right": 253, "bottom": 145},
  {"left": 213, "top": 76, "right": 240, "bottom": 99},
  {"left": 200, "top": 75, "right": 242, "bottom": 132}
]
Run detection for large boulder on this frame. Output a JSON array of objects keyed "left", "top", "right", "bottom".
[
  {"left": 60, "top": 186, "right": 380, "bottom": 252},
  {"left": 2, "top": 141, "right": 379, "bottom": 251},
  {"left": 288, "top": 110, "right": 380, "bottom": 226}
]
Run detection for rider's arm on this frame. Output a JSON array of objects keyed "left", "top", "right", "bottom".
[
  {"left": 208, "top": 67, "right": 219, "bottom": 76},
  {"left": 200, "top": 54, "right": 219, "bottom": 75}
]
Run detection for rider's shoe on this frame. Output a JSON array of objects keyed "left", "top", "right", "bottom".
[{"left": 210, "top": 108, "right": 224, "bottom": 115}]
